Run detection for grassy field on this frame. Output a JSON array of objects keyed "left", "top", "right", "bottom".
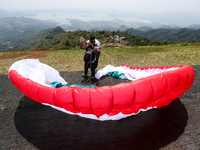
[{"left": 0, "top": 44, "right": 200, "bottom": 75}]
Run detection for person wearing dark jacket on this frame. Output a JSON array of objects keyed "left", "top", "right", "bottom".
[{"left": 80, "top": 36, "right": 101, "bottom": 78}]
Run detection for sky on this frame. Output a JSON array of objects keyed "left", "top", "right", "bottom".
[{"left": 1, "top": 0, "right": 200, "bottom": 13}]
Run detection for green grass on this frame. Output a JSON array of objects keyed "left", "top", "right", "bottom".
[{"left": 1, "top": 44, "right": 200, "bottom": 75}]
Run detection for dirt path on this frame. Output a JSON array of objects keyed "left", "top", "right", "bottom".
[{"left": 0, "top": 51, "right": 55, "bottom": 60}]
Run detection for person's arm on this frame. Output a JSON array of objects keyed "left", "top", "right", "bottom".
[
  {"left": 93, "top": 40, "right": 101, "bottom": 52},
  {"left": 95, "top": 39, "right": 101, "bottom": 48},
  {"left": 81, "top": 43, "right": 88, "bottom": 49},
  {"left": 93, "top": 46, "right": 100, "bottom": 52}
]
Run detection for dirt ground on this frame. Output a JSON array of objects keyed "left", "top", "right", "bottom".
[
  {"left": 0, "top": 66, "right": 199, "bottom": 150},
  {"left": 0, "top": 44, "right": 124, "bottom": 60},
  {"left": 0, "top": 51, "right": 53, "bottom": 60},
  {"left": 101, "top": 43, "right": 126, "bottom": 49}
]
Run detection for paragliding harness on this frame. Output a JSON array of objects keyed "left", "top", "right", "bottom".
[{"left": 85, "top": 45, "right": 97, "bottom": 67}]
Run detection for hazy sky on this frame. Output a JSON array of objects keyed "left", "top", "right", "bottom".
[{"left": 1, "top": 0, "right": 200, "bottom": 13}]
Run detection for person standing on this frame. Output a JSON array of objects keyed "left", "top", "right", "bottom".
[{"left": 80, "top": 36, "right": 101, "bottom": 79}]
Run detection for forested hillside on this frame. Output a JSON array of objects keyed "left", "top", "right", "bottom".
[
  {"left": 1, "top": 23, "right": 200, "bottom": 52},
  {"left": 127, "top": 28, "right": 200, "bottom": 44},
  {"left": 24, "top": 26, "right": 162, "bottom": 51}
]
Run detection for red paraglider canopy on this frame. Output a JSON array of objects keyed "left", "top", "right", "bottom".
[{"left": 8, "top": 59, "right": 195, "bottom": 120}]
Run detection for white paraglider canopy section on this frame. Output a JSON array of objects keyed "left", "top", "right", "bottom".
[
  {"left": 9, "top": 59, "right": 67, "bottom": 87},
  {"left": 95, "top": 65, "right": 180, "bottom": 81},
  {"left": 9, "top": 59, "right": 180, "bottom": 88}
]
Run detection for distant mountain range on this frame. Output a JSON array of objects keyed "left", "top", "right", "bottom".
[
  {"left": 127, "top": 28, "right": 200, "bottom": 44},
  {"left": 0, "top": 16, "right": 57, "bottom": 30},
  {"left": 1, "top": 9, "right": 200, "bottom": 30},
  {"left": 185, "top": 24, "right": 200, "bottom": 30},
  {"left": 0, "top": 9, "right": 12, "bottom": 18},
  {"left": 0, "top": 14, "right": 200, "bottom": 51},
  {"left": 0, "top": 16, "right": 58, "bottom": 51},
  {"left": 21, "top": 26, "right": 162, "bottom": 51}
]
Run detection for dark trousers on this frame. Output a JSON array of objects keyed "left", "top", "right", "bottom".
[{"left": 84, "top": 52, "right": 100, "bottom": 77}]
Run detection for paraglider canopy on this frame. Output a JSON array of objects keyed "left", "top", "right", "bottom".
[{"left": 8, "top": 59, "right": 195, "bottom": 120}]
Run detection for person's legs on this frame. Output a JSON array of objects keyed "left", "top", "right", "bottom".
[
  {"left": 91, "top": 52, "right": 100, "bottom": 77},
  {"left": 83, "top": 53, "right": 91, "bottom": 76},
  {"left": 91, "top": 64, "right": 96, "bottom": 77},
  {"left": 94, "top": 52, "right": 100, "bottom": 69}
]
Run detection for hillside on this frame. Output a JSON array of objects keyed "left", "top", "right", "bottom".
[
  {"left": 136, "top": 26, "right": 153, "bottom": 31},
  {"left": 186, "top": 24, "right": 200, "bottom": 30},
  {"left": 1, "top": 23, "right": 200, "bottom": 52},
  {"left": 127, "top": 28, "right": 200, "bottom": 44},
  {"left": 0, "top": 9, "right": 12, "bottom": 18},
  {"left": 24, "top": 26, "right": 162, "bottom": 51},
  {"left": 0, "top": 17, "right": 57, "bottom": 29},
  {"left": 24, "top": 26, "right": 67, "bottom": 50},
  {"left": 0, "top": 17, "right": 58, "bottom": 51}
]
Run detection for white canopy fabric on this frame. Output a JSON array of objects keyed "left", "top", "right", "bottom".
[
  {"left": 95, "top": 65, "right": 179, "bottom": 81},
  {"left": 9, "top": 59, "right": 67, "bottom": 87},
  {"left": 9, "top": 59, "right": 179, "bottom": 88}
]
